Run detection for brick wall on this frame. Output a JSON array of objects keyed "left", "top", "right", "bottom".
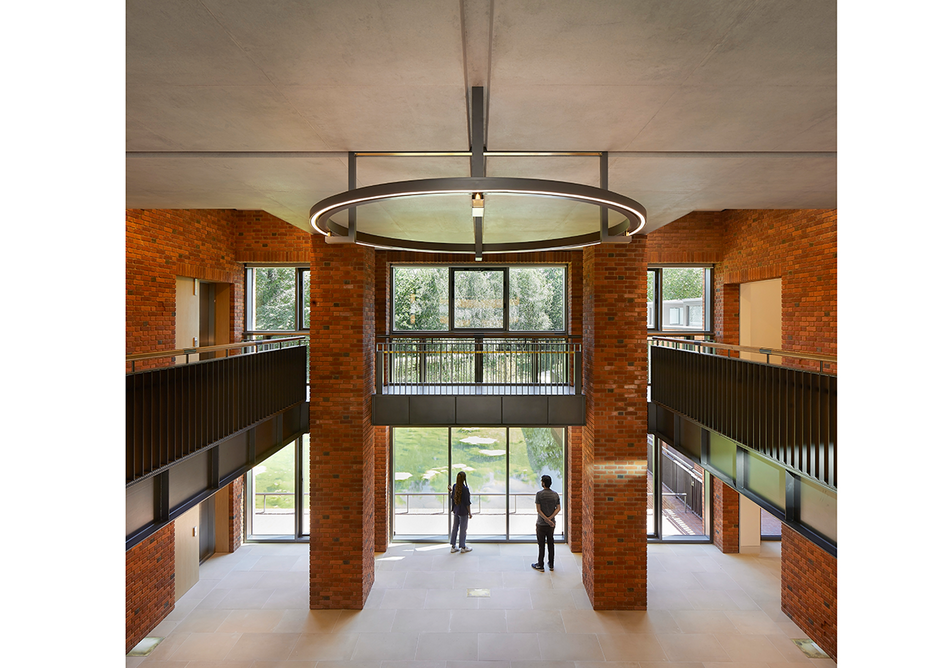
[
  {"left": 712, "top": 478, "right": 739, "bottom": 553},
  {"left": 126, "top": 209, "right": 245, "bottom": 369},
  {"left": 374, "top": 426, "right": 390, "bottom": 552},
  {"left": 227, "top": 477, "right": 244, "bottom": 552},
  {"left": 582, "top": 239, "right": 649, "bottom": 609},
  {"left": 718, "top": 209, "right": 837, "bottom": 369},
  {"left": 125, "top": 522, "right": 175, "bottom": 654},
  {"left": 308, "top": 237, "right": 376, "bottom": 608},
  {"left": 782, "top": 525, "right": 837, "bottom": 661},
  {"left": 566, "top": 426, "right": 582, "bottom": 552},
  {"left": 645, "top": 208, "right": 836, "bottom": 371}
]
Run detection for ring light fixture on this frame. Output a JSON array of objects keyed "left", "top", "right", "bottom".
[{"left": 308, "top": 175, "right": 647, "bottom": 254}]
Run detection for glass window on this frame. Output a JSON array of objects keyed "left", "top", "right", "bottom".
[
  {"left": 300, "top": 269, "right": 311, "bottom": 330},
  {"left": 392, "top": 265, "right": 567, "bottom": 334},
  {"left": 648, "top": 266, "right": 712, "bottom": 333},
  {"left": 659, "top": 442, "right": 705, "bottom": 537},
  {"left": 248, "top": 442, "right": 297, "bottom": 537},
  {"left": 453, "top": 269, "right": 505, "bottom": 329},
  {"left": 392, "top": 267, "right": 449, "bottom": 331},
  {"left": 508, "top": 267, "right": 565, "bottom": 331},
  {"left": 246, "top": 266, "right": 309, "bottom": 332},
  {"left": 392, "top": 426, "right": 567, "bottom": 540},
  {"left": 508, "top": 428, "right": 564, "bottom": 538}
]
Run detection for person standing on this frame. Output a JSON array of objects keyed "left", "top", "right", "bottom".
[
  {"left": 449, "top": 470, "right": 473, "bottom": 553},
  {"left": 532, "top": 474, "right": 560, "bottom": 572}
]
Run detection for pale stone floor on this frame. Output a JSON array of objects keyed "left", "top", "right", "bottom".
[{"left": 127, "top": 540, "right": 835, "bottom": 667}]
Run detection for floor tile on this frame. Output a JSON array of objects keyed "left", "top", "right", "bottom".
[
  {"left": 477, "top": 632, "right": 541, "bottom": 661},
  {"left": 131, "top": 542, "right": 832, "bottom": 667}
]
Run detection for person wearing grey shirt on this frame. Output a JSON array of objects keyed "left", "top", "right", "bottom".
[{"left": 532, "top": 475, "right": 560, "bottom": 572}]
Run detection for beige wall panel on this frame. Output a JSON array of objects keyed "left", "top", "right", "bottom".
[
  {"left": 740, "top": 278, "right": 781, "bottom": 363},
  {"left": 176, "top": 276, "right": 201, "bottom": 362},
  {"left": 174, "top": 506, "right": 201, "bottom": 600}
]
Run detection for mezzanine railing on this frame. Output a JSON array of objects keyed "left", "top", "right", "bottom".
[
  {"left": 125, "top": 337, "right": 307, "bottom": 484},
  {"left": 649, "top": 336, "right": 837, "bottom": 488},
  {"left": 376, "top": 334, "right": 581, "bottom": 395}
]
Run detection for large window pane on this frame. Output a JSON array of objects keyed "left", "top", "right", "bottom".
[
  {"left": 660, "top": 443, "right": 705, "bottom": 536},
  {"left": 392, "top": 267, "right": 449, "bottom": 331},
  {"left": 452, "top": 427, "right": 507, "bottom": 537},
  {"left": 250, "top": 443, "right": 296, "bottom": 536},
  {"left": 453, "top": 269, "right": 504, "bottom": 329},
  {"left": 509, "top": 267, "right": 565, "bottom": 331},
  {"left": 661, "top": 267, "right": 707, "bottom": 332},
  {"left": 252, "top": 267, "right": 297, "bottom": 330},
  {"left": 301, "top": 434, "right": 310, "bottom": 536},
  {"left": 508, "top": 428, "right": 564, "bottom": 537},
  {"left": 647, "top": 271, "right": 656, "bottom": 328},
  {"left": 392, "top": 427, "right": 450, "bottom": 536},
  {"left": 301, "top": 269, "right": 311, "bottom": 329}
]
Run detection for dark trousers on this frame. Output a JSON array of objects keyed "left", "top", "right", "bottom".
[{"left": 536, "top": 522, "right": 555, "bottom": 567}]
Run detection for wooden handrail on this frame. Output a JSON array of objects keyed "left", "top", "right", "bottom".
[
  {"left": 651, "top": 336, "right": 836, "bottom": 365},
  {"left": 126, "top": 336, "right": 308, "bottom": 363}
]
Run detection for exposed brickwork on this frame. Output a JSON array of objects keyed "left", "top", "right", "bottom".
[
  {"left": 719, "top": 209, "right": 837, "bottom": 371},
  {"left": 646, "top": 211, "right": 724, "bottom": 265},
  {"left": 309, "top": 236, "right": 376, "bottom": 609},
  {"left": 566, "top": 426, "right": 583, "bottom": 552},
  {"left": 645, "top": 208, "right": 836, "bottom": 372},
  {"left": 374, "top": 426, "right": 390, "bottom": 552},
  {"left": 782, "top": 525, "right": 837, "bottom": 661},
  {"left": 125, "top": 523, "right": 175, "bottom": 654},
  {"left": 582, "top": 239, "right": 649, "bottom": 609},
  {"left": 232, "top": 211, "right": 311, "bottom": 263},
  {"left": 126, "top": 209, "right": 245, "bottom": 370},
  {"left": 227, "top": 477, "right": 244, "bottom": 552},
  {"left": 712, "top": 478, "right": 739, "bottom": 553}
]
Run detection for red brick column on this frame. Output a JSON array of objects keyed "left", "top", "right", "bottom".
[
  {"left": 374, "top": 426, "right": 390, "bottom": 552},
  {"left": 781, "top": 525, "right": 837, "bottom": 661},
  {"left": 227, "top": 477, "right": 244, "bottom": 552},
  {"left": 582, "top": 240, "right": 648, "bottom": 609},
  {"left": 308, "top": 237, "right": 376, "bottom": 609},
  {"left": 712, "top": 479, "right": 739, "bottom": 553},
  {"left": 125, "top": 523, "right": 175, "bottom": 653},
  {"left": 566, "top": 426, "right": 582, "bottom": 552}
]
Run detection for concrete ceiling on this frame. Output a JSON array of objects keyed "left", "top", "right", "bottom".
[{"left": 126, "top": 0, "right": 836, "bottom": 242}]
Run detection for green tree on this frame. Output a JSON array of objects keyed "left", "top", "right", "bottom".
[
  {"left": 661, "top": 267, "right": 704, "bottom": 301},
  {"left": 393, "top": 267, "right": 448, "bottom": 331},
  {"left": 254, "top": 267, "right": 297, "bottom": 330}
]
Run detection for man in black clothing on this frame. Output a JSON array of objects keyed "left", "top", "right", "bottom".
[{"left": 532, "top": 474, "right": 560, "bottom": 572}]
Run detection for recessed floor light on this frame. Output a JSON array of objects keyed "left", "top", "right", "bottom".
[
  {"left": 792, "top": 638, "right": 829, "bottom": 659},
  {"left": 467, "top": 588, "right": 490, "bottom": 597},
  {"left": 127, "top": 636, "right": 164, "bottom": 657}
]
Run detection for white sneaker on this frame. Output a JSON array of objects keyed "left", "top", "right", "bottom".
[
  {"left": 450, "top": 546, "right": 458, "bottom": 553},
  {"left": 461, "top": 546, "right": 473, "bottom": 553}
]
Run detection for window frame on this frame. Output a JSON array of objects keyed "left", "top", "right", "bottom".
[
  {"left": 391, "top": 264, "right": 569, "bottom": 335},
  {"left": 245, "top": 264, "right": 310, "bottom": 334},
  {"left": 647, "top": 264, "right": 714, "bottom": 336}
]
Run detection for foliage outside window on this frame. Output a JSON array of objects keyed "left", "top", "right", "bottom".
[
  {"left": 392, "top": 267, "right": 449, "bottom": 331},
  {"left": 392, "top": 265, "right": 566, "bottom": 333},
  {"left": 647, "top": 266, "right": 712, "bottom": 333},
  {"left": 509, "top": 267, "right": 565, "bottom": 331},
  {"left": 246, "top": 266, "right": 309, "bottom": 331},
  {"left": 453, "top": 269, "right": 504, "bottom": 329}
]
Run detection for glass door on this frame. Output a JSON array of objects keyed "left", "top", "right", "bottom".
[
  {"left": 452, "top": 427, "right": 507, "bottom": 539},
  {"left": 392, "top": 426, "right": 567, "bottom": 541},
  {"left": 508, "top": 427, "right": 564, "bottom": 539}
]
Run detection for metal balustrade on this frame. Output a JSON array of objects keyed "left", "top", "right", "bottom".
[
  {"left": 376, "top": 335, "right": 582, "bottom": 395},
  {"left": 650, "top": 338, "right": 836, "bottom": 488},
  {"left": 126, "top": 342, "right": 307, "bottom": 484}
]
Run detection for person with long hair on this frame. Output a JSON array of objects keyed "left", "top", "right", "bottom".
[{"left": 448, "top": 470, "right": 473, "bottom": 553}]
